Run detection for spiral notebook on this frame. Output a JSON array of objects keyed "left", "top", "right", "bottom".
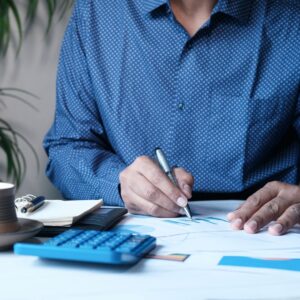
[{"left": 16, "top": 197, "right": 103, "bottom": 227}]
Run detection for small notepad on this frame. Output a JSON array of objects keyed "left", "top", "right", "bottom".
[{"left": 17, "top": 199, "right": 103, "bottom": 227}]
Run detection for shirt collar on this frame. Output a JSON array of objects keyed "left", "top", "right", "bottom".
[
  {"left": 140, "top": 0, "right": 169, "bottom": 15},
  {"left": 140, "top": 0, "right": 252, "bottom": 23},
  {"left": 216, "top": 0, "right": 253, "bottom": 23}
]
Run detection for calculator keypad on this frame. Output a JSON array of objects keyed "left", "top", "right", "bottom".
[{"left": 44, "top": 229, "right": 151, "bottom": 254}]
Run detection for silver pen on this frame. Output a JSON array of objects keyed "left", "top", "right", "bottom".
[
  {"left": 20, "top": 196, "right": 45, "bottom": 214},
  {"left": 155, "top": 148, "right": 193, "bottom": 219}
]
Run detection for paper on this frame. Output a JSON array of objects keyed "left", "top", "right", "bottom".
[
  {"left": 17, "top": 199, "right": 103, "bottom": 226},
  {"left": 114, "top": 200, "right": 300, "bottom": 255}
]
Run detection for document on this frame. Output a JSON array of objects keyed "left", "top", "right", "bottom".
[{"left": 114, "top": 200, "right": 300, "bottom": 257}]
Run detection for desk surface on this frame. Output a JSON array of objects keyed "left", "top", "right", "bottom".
[
  {"left": 2, "top": 201, "right": 300, "bottom": 300},
  {"left": 2, "top": 250, "right": 300, "bottom": 300}
]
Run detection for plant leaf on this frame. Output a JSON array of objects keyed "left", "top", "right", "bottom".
[
  {"left": 0, "top": 87, "right": 39, "bottom": 99},
  {"left": 45, "top": 0, "right": 55, "bottom": 34},
  {"left": 0, "top": 0, "right": 74, "bottom": 56},
  {"left": 0, "top": 120, "right": 25, "bottom": 187},
  {"left": 0, "top": 92, "right": 38, "bottom": 111},
  {"left": 7, "top": 0, "right": 23, "bottom": 55},
  {"left": 26, "top": 0, "right": 38, "bottom": 24}
]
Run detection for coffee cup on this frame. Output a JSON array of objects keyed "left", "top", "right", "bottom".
[{"left": 0, "top": 183, "right": 20, "bottom": 234}]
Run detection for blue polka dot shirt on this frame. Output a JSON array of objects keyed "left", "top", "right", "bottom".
[{"left": 44, "top": 0, "right": 300, "bottom": 206}]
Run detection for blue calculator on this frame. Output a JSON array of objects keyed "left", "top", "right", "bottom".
[{"left": 14, "top": 229, "right": 156, "bottom": 265}]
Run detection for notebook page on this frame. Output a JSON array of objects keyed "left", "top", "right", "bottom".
[{"left": 17, "top": 199, "right": 103, "bottom": 225}]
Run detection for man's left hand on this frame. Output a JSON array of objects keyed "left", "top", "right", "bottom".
[{"left": 227, "top": 181, "right": 300, "bottom": 235}]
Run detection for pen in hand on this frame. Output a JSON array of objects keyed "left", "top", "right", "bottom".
[{"left": 155, "top": 148, "right": 193, "bottom": 219}]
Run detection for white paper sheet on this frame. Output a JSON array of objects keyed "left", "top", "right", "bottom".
[{"left": 114, "top": 200, "right": 300, "bottom": 254}]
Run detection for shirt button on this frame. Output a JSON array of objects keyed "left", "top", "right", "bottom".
[{"left": 178, "top": 102, "right": 185, "bottom": 111}]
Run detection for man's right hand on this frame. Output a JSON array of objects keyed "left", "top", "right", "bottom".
[{"left": 119, "top": 156, "right": 194, "bottom": 218}]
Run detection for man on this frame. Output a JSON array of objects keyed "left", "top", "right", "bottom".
[{"left": 44, "top": 0, "right": 300, "bottom": 236}]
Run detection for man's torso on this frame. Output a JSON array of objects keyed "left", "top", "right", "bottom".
[{"left": 78, "top": 0, "right": 300, "bottom": 193}]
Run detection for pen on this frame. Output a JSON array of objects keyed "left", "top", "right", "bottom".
[
  {"left": 155, "top": 148, "right": 193, "bottom": 219},
  {"left": 21, "top": 196, "right": 46, "bottom": 214}
]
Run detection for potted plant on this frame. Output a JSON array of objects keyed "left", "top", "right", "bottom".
[{"left": 0, "top": 0, "right": 73, "bottom": 187}]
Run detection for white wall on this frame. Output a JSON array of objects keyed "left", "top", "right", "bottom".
[{"left": 0, "top": 5, "right": 71, "bottom": 198}]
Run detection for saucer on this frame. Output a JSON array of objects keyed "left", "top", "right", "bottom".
[{"left": 0, "top": 219, "right": 43, "bottom": 250}]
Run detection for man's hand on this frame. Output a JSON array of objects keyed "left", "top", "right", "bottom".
[
  {"left": 227, "top": 181, "right": 300, "bottom": 235},
  {"left": 119, "top": 156, "right": 194, "bottom": 217}
]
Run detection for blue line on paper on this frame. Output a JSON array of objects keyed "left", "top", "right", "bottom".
[
  {"left": 164, "top": 220, "right": 190, "bottom": 226},
  {"left": 163, "top": 216, "right": 228, "bottom": 226},
  {"left": 192, "top": 218, "right": 216, "bottom": 224},
  {"left": 206, "top": 217, "right": 229, "bottom": 223}
]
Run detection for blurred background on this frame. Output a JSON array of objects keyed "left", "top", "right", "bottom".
[{"left": 0, "top": 1, "right": 73, "bottom": 198}]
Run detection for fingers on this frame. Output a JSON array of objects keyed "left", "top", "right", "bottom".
[
  {"left": 227, "top": 182, "right": 281, "bottom": 230},
  {"left": 269, "top": 204, "right": 300, "bottom": 235},
  {"left": 132, "top": 156, "right": 188, "bottom": 207},
  {"left": 173, "top": 167, "right": 194, "bottom": 199},
  {"left": 243, "top": 196, "right": 289, "bottom": 234},
  {"left": 123, "top": 189, "right": 178, "bottom": 218},
  {"left": 123, "top": 170, "right": 181, "bottom": 214},
  {"left": 227, "top": 181, "right": 300, "bottom": 235},
  {"left": 120, "top": 156, "right": 195, "bottom": 217}
]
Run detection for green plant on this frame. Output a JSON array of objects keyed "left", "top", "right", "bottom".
[
  {"left": 0, "top": 0, "right": 74, "bottom": 187},
  {"left": 0, "top": 0, "right": 74, "bottom": 55},
  {"left": 0, "top": 88, "right": 39, "bottom": 187}
]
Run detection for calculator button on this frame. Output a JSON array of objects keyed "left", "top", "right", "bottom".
[
  {"left": 101, "top": 241, "right": 119, "bottom": 249},
  {"left": 79, "top": 244, "right": 95, "bottom": 250},
  {"left": 80, "top": 231, "right": 99, "bottom": 239},
  {"left": 45, "top": 230, "right": 83, "bottom": 246},
  {"left": 115, "top": 244, "right": 138, "bottom": 253},
  {"left": 129, "top": 236, "right": 148, "bottom": 243},
  {"left": 60, "top": 242, "right": 80, "bottom": 248},
  {"left": 60, "top": 237, "right": 87, "bottom": 247},
  {"left": 88, "top": 237, "right": 108, "bottom": 246},
  {"left": 44, "top": 239, "right": 62, "bottom": 246}
]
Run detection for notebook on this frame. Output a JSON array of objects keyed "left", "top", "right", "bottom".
[
  {"left": 38, "top": 206, "right": 128, "bottom": 237},
  {"left": 16, "top": 199, "right": 103, "bottom": 227}
]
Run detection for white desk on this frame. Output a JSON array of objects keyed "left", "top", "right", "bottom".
[{"left": 2, "top": 201, "right": 300, "bottom": 300}]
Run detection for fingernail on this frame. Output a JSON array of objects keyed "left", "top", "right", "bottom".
[
  {"left": 270, "top": 223, "right": 283, "bottom": 235},
  {"left": 244, "top": 220, "right": 257, "bottom": 232},
  {"left": 177, "top": 196, "right": 187, "bottom": 207},
  {"left": 183, "top": 184, "right": 192, "bottom": 196},
  {"left": 227, "top": 212, "right": 235, "bottom": 221},
  {"left": 231, "top": 218, "right": 243, "bottom": 229}
]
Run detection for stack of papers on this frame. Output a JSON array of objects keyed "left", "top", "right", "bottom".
[
  {"left": 17, "top": 199, "right": 103, "bottom": 226},
  {"left": 113, "top": 200, "right": 300, "bottom": 268}
]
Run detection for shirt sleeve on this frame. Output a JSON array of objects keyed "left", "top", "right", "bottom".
[
  {"left": 43, "top": 0, "right": 126, "bottom": 206},
  {"left": 294, "top": 91, "right": 300, "bottom": 139}
]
